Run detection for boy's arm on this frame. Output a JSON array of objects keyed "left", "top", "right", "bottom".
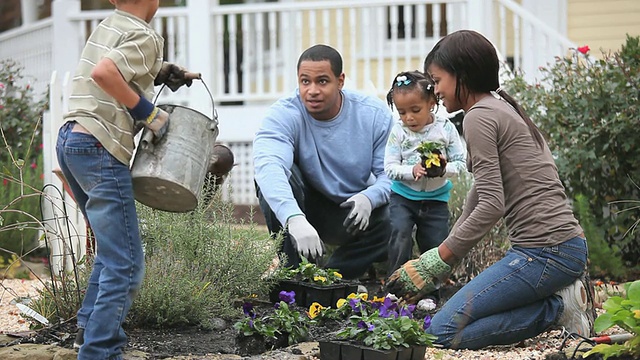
[
  {"left": 92, "top": 58, "right": 170, "bottom": 140},
  {"left": 91, "top": 57, "right": 141, "bottom": 108}
]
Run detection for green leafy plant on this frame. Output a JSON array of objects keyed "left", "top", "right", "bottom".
[
  {"left": 574, "top": 193, "right": 626, "bottom": 279},
  {"left": 335, "top": 294, "right": 436, "bottom": 350},
  {"left": 0, "top": 59, "right": 47, "bottom": 258},
  {"left": 505, "top": 35, "right": 640, "bottom": 268},
  {"left": 416, "top": 141, "right": 444, "bottom": 169},
  {"left": 274, "top": 256, "right": 344, "bottom": 286},
  {"left": 129, "top": 188, "right": 279, "bottom": 328},
  {"left": 234, "top": 290, "right": 311, "bottom": 346},
  {"left": 583, "top": 280, "right": 640, "bottom": 359}
]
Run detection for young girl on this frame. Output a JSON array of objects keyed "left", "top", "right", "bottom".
[
  {"left": 384, "top": 70, "right": 466, "bottom": 277},
  {"left": 386, "top": 30, "right": 595, "bottom": 350}
]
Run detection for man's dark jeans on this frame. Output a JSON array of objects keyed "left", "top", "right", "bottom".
[
  {"left": 256, "top": 165, "right": 390, "bottom": 279},
  {"left": 387, "top": 192, "right": 449, "bottom": 277}
]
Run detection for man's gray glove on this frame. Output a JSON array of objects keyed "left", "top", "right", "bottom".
[
  {"left": 155, "top": 62, "right": 193, "bottom": 92},
  {"left": 286, "top": 215, "right": 324, "bottom": 260},
  {"left": 340, "top": 193, "right": 372, "bottom": 235}
]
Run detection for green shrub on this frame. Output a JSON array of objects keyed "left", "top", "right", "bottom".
[
  {"left": 129, "top": 189, "right": 279, "bottom": 328},
  {"left": 574, "top": 194, "right": 625, "bottom": 280},
  {"left": 505, "top": 35, "right": 640, "bottom": 267},
  {"left": 0, "top": 59, "right": 47, "bottom": 257},
  {"left": 448, "top": 173, "right": 509, "bottom": 282}
]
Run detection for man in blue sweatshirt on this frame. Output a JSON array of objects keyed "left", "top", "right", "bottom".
[{"left": 254, "top": 44, "right": 394, "bottom": 279}]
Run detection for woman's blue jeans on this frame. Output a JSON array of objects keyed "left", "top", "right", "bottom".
[
  {"left": 387, "top": 192, "right": 449, "bottom": 277},
  {"left": 428, "top": 236, "right": 587, "bottom": 349},
  {"left": 56, "top": 122, "right": 145, "bottom": 360}
]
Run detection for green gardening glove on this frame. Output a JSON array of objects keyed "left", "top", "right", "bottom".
[{"left": 385, "top": 247, "right": 452, "bottom": 303}]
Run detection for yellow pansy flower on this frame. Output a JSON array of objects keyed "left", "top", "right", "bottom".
[
  {"left": 314, "top": 276, "right": 327, "bottom": 283},
  {"left": 336, "top": 298, "right": 347, "bottom": 308},
  {"left": 371, "top": 296, "right": 385, "bottom": 303},
  {"left": 347, "top": 293, "right": 358, "bottom": 299},
  {"left": 633, "top": 309, "right": 640, "bottom": 319},
  {"left": 423, "top": 153, "right": 441, "bottom": 168},
  {"left": 308, "top": 302, "right": 324, "bottom": 319},
  {"left": 333, "top": 272, "right": 343, "bottom": 278},
  {"left": 358, "top": 293, "right": 368, "bottom": 301}
]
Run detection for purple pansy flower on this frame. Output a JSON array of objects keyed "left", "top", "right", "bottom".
[
  {"left": 242, "top": 302, "right": 255, "bottom": 318},
  {"left": 423, "top": 315, "right": 432, "bottom": 330},
  {"left": 279, "top": 290, "right": 296, "bottom": 305}
]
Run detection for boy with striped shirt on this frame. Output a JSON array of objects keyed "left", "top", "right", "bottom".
[{"left": 55, "top": 1, "right": 191, "bottom": 359}]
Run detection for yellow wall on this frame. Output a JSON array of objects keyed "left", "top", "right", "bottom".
[{"left": 568, "top": 0, "right": 640, "bottom": 55}]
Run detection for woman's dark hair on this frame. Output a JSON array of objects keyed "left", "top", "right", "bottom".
[
  {"left": 386, "top": 70, "right": 437, "bottom": 111},
  {"left": 297, "top": 44, "right": 343, "bottom": 77},
  {"left": 424, "top": 30, "right": 544, "bottom": 148}
]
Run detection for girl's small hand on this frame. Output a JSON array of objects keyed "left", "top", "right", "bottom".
[{"left": 413, "top": 163, "right": 425, "bottom": 181}]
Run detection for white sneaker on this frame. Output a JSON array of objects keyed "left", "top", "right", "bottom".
[{"left": 555, "top": 276, "right": 593, "bottom": 337}]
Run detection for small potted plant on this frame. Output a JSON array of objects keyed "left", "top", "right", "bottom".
[
  {"left": 416, "top": 141, "right": 446, "bottom": 178},
  {"left": 234, "top": 290, "right": 311, "bottom": 355},
  {"left": 317, "top": 293, "right": 436, "bottom": 360},
  {"left": 270, "top": 257, "right": 359, "bottom": 307}
]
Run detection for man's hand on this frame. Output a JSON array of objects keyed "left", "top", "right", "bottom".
[
  {"left": 385, "top": 247, "right": 452, "bottom": 303},
  {"left": 287, "top": 215, "right": 324, "bottom": 260},
  {"left": 340, "top": 193, "right": 372, "bottom": 235},
  {"left": 155, "top": 62, "right": 193, "bottom": 92}
]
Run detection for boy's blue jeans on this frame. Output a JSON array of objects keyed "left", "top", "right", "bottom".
[
  {"left": 387, "top": 192, "right": 449, "bottom": 277},
  {"left": 428, "top": 235, "right": 587, "bottom": 349},
  {"left": 256, "top": 164, "right": 391, "bottom": 279},
  {"left": 56, "top": 122, "right": 145, "bottom": 360}
]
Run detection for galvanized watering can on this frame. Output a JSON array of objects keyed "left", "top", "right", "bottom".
[{"left": 131, "top": 78, "right": 219, "bottom": 212}]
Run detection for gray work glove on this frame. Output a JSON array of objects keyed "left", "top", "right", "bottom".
[
  {"left": 340, "top": 193, "right": 372, "bottom": 235},
  {"left": 136, "top": 107, "right": 170, "bottom": 141},
  {"left": 154, "top": 62, "right": 193, "bottom": 92},
  {"left": 286, "top": 215, "right": 324, "bottom": 260}
]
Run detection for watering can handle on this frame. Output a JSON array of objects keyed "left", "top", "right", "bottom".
[
  {"left": 142, "top": 72, "right": 217, "bottom": 151},
  {"left": 184, "top": 72, "right": 202, "bottom": 81}
]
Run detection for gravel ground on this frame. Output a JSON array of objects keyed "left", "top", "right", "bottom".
[{"left": 0, "top": 278, "right": 45, "bottom": 334}]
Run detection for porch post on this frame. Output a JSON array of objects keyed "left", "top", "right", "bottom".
[
  {"left": 186, "top": 0, "right": 215, "bottom": 117},
  {"left": 465, "top": 0, "right": 494, "bottom": 41},
  {"left": 20, "top": 0, "right": 39, "bottom": 25},
  {"left": 52, "top": 0, "right": 81, "bottom": 79}
]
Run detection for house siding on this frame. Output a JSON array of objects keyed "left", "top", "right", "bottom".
[{"left": 568, "top": 0, "right": 640, "bottom": 55}]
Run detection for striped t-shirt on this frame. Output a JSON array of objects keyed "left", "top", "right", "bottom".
[{"left": 64, "top": 9, "right": 164, "bottom": 165}]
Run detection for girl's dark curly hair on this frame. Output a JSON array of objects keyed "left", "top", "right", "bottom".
[{"left": 386, "top": 70, "right": 437, "bottom": 111}]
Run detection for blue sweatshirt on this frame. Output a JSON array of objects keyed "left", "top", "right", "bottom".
[{"left": 253, "top": 88, "right": 394, "bottom": 226}]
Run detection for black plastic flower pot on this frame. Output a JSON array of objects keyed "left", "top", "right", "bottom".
[
  {"left": 410, "top": 345, "right": 427, "bottom": 360},
  {"left": 319, "top": 341, "right": 428, "bottom": 360},
  {"left": 271, "top": 280, "right": 359, "bottom": 307},
  {"left": 269, "top": 280, "right": 303, "bottom": 304},
  {"left": 319, "top": 340, "right": 344, "bottom": 360},
  {"left": 421, "top": 149, "right": 444, "bottom": 178},
  {"left": 362, "top": 346, "right": 398, "bottom": 360}
]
